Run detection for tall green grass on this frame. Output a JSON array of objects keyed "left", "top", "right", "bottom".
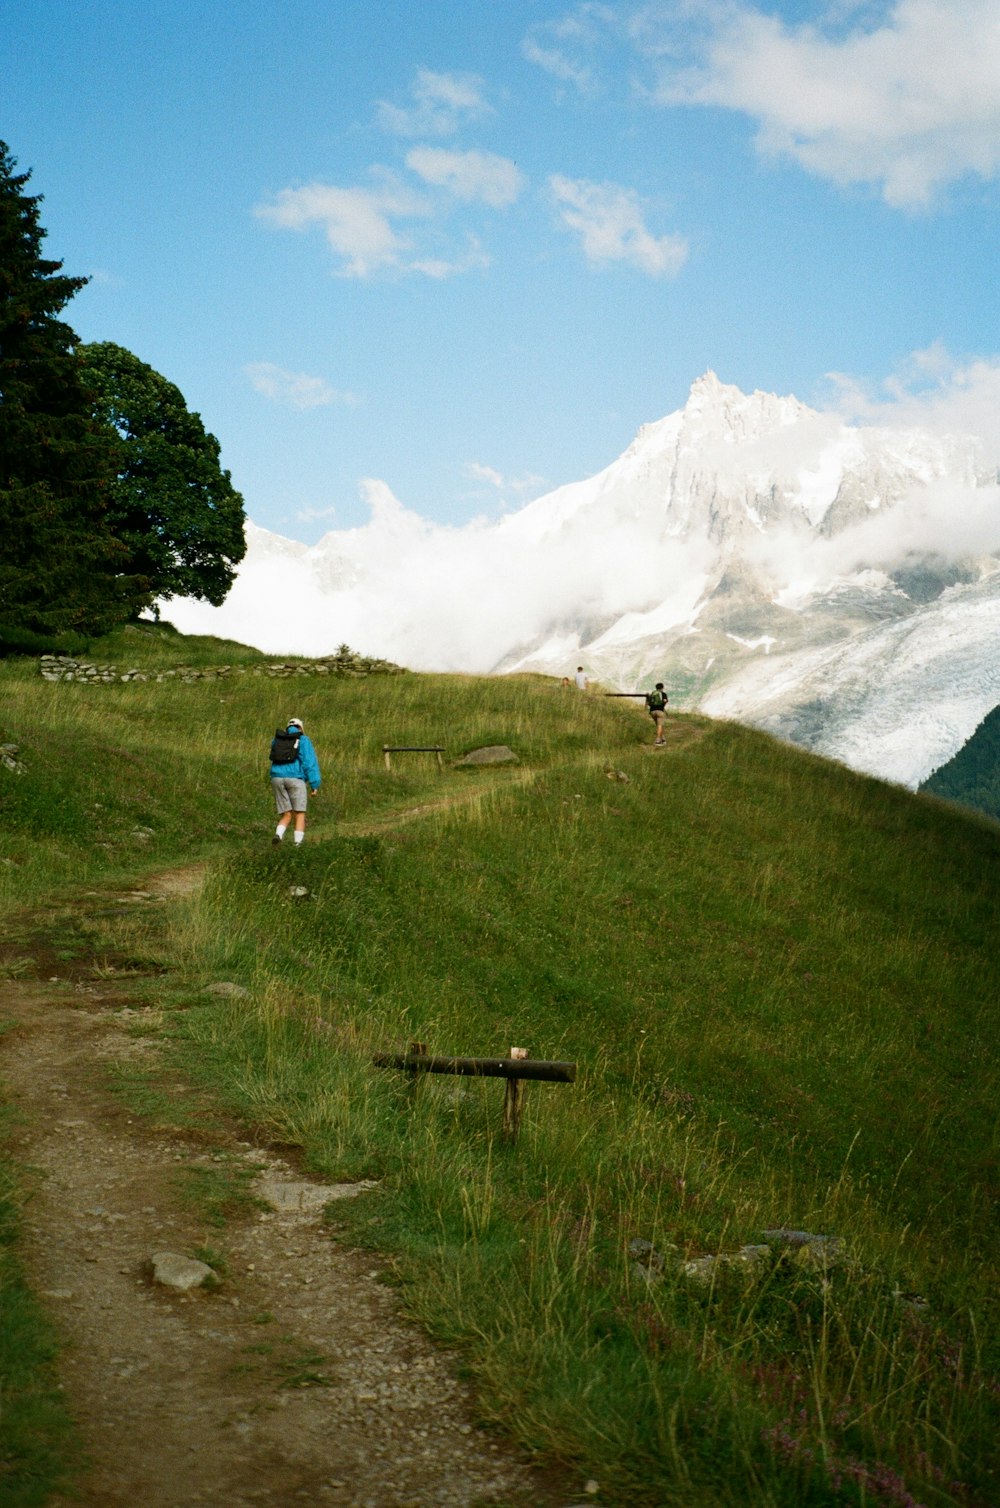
[{"left": 2, "top": 645, "right": 998, "bottom": 1505}]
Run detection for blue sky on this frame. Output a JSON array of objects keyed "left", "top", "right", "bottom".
[{"left": 5, "top": 0, "right": 999, "bottom": 541}]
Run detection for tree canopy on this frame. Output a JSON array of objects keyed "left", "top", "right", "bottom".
[
  {"left": 0, "top": 141, "right": 142, "bottom": 639},
  {"left": 80, "top": 341, "right": 247, "bottom": 607}
]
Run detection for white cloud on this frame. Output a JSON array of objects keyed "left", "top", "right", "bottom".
[
  {"left": 406, "top": 147, "right": 526, "bottom": 207},
  {"left": 256, "top": 147, "right": 515, "bottom": 281},
  {"left": 376, "top": 68, "right": 493, "bottom": 137},
  {"left": 826, "top": 347, "right": 1000, "bottom": 468},
  {"left": 245, "top": 362, "right": 356, "bottom": 410},
  {"left": 521, "top": 5, "right": 620, "bottom": 94},
  {"left": 650, "top": 0, "right": 1000, "bottom": 207},
  {"left": 167, "top": 478, "right": 712, "bottom": 673},
  {"left": 548, "top": 174, "right": 688, "bottom": 275},
  {"left": 522, "top": 36, "right": 597, "bottom": 93},
  {"left": 463, "top": 460, "right": 549, "bottom": 507},
  {"left": 255, "top": 176, "right": 432, "bottom": 278},
  {"left": 466, "top": 461, "right": 505, "bottom": 489}
]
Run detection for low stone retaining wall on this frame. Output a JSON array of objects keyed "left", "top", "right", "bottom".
[{"left": 38, "top": 654, "right": 405, "bottom": 685}]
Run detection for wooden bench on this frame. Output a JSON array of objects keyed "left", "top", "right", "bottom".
[{"left": 382, "top": 744, "right": 445, "bottom": 771}]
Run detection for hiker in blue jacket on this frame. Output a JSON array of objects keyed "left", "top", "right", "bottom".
[{"left": 270, "top": 717, "right": 321, "bottom": 846}]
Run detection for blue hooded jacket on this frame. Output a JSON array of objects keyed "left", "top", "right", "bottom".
[{"left": 270, "top": 725, "right": 321, "bottom": 789}]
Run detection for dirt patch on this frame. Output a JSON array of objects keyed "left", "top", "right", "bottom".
[{"left": 0, "top": 889, "right": 583, "bottom": 1506}]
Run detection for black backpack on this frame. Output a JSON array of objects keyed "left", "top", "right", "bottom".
[{"left": 270, "top": 728, "right": 300, "bottom": 765}]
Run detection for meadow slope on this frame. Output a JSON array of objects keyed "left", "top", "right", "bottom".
[{"left": 1, "top": 627, "right": 998, "bottom": 1507}]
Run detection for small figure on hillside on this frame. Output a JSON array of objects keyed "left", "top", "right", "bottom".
[
  {"left": 561, "top": 676, "right": 571, "bottom": 689},
  {"left": 645, "top": 683, "right": 669, "bottom": 746},
  {"left": 269, "top": 717, "right": 321, "bottom": 846},
  {"left": 574, "top": 666, "right": 589, "bottom": 691}
]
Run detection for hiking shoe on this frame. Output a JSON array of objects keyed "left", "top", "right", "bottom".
[{"left": 272, "top": 835, "right": 283, "bottom": 845}]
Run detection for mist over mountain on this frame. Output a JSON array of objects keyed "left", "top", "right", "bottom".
[{"left": 166, "top": 373, "right": 1000, "bottom": 790}]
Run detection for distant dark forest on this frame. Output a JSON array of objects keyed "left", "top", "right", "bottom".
[{"left": 921, "top": 703, "right": 1000, "bottom": 822}]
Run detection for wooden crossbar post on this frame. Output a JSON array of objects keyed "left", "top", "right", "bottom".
[
  {"left": 373, "top": 1046, "right": 576, "bottom": 1147},
  {"left": 503, "top": 1047, "right": 528, "bottom": 1142},
  {"left": 407, "top": 1040, "right": 427, "bottom": 1103}
]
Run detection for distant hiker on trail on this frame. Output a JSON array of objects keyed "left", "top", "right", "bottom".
[
  {"left": 645, "top": 683, "right": 669, "bottom": 746},
  {"left": 575, "top": 666, "right": 589, "bottom": 691},
  {"left": 269, "top": 717, "right": 321, "bottom": 845}
]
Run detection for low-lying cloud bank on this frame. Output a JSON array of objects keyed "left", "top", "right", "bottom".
[{"left": 165, "top": 358, "right": 1000, "bottom": 676}]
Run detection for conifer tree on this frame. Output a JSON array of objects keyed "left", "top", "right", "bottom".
[{"left": 0, "top": 141, "right": 140, "bottom": 641}]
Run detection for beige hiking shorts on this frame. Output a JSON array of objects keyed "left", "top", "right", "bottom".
[{"left": 271, "top": 776, "right": 308, "bottom": 814}]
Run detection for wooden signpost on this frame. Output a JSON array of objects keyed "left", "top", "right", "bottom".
[{"left": 374, "top": 1042, "right": 577, "bottom": 1143}]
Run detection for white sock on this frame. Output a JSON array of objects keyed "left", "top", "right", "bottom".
[
  {"left": 275, "top": 826, "right": 285, "bottom": 840},
  {"left": 293, "top": 830, "right": 304, "bottom": 845}
]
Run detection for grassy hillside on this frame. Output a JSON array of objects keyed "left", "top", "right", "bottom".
[{"left": 1, "top": 637, "right": 998, "bottom": 1506}]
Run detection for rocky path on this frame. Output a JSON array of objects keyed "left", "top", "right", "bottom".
[{"left": 0, "top": 871, "right": 584, "bottom": 1508}]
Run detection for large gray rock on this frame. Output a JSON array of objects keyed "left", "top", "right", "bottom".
[{"left": 455, "top": 745, "right": 519, "bottom": 766}]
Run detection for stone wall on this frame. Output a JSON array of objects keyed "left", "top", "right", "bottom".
[{"left": 38, "top": 653, "right": 405, "bottom": 685}]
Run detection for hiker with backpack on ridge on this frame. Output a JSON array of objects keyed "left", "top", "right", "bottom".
[
  {"left": 269, "top": 717, "right": 321, "bottom": 845},
  {"left": 645, "top": 683, "right": 669, "bottom": 746}
]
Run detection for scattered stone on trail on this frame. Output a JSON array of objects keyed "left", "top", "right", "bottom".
[
  {"left": 204, "top": 981, "right": 251, "bottom": 999},
  {"left": 454, "top": 744, "right": 519, "bottom": 766},
  {"left": 257, "top": 1175, "right": 379, "bottom": 1214},
  {"left": 149, "top": 1251, "right": 217, "bottom": 1291},
  {"left": 605, "top": 769, "right": 630, "bottom": 783},
  {"left": 288, "top": 885, "right": 310, "bottom": 899}
]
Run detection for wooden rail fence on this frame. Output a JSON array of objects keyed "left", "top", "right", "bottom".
[{"left": 374, "top": 1042, "right": 577, "bottom": 1142}]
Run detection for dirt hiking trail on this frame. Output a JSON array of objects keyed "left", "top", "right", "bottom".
[{"left": 0, "top": 864, "right": 587, "bottom": 1508}]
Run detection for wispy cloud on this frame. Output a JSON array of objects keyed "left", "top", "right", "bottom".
[
  {"left": 521, "top": 5, "right": 619, "bottom": 95},
  {"left": 548, "top": 175, "right": 688, "bottom": 276},
  {"left": 647, "top": 0, "right": 1000, "bottom": 207},
  {"left": 245, "top": 362, "right": 357, "bottom": 410},
  {"left": 466, "top": 461, "right": 505, "bottom": 489},
  {"left": 406, "top": 147, "right": 525, "bottom": 207},
  {"left": 376, "top": 68, "right": 493, "bottom": 137},
  {"left": 464, "top": 460, "right": 548, "bottom": 505},
  {"left": 409, "top": 237, "right": 493, "bottom": 280},
  {"left": 255, "top": 175, "right": 431, "bottom": 278}
]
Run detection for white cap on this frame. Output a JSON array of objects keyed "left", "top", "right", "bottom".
[{"left": 288, "top": 717, "right": 304, "bottom": 729}]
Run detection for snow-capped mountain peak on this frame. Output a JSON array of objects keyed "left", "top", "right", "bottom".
[{"left": 166, "top": 376, "right": 1000, "bottom": 789}]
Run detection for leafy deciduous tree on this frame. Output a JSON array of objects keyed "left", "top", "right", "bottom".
[{"left": 80, "top": 341, "right": 247, "bottom": 607}]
